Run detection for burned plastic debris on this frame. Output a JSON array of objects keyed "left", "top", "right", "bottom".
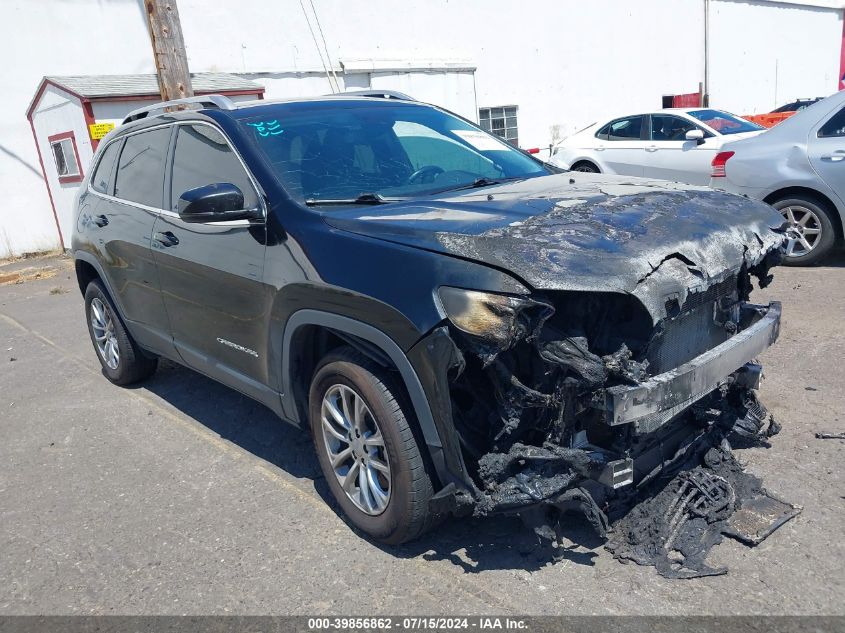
[
  {"left": 606, "top": 440, "right": 800, "bottom": 579},
  {"left": 437, "top": 236, "right": 792, "bottom": 577},
  {"left": 816, "top": 432, "right": 845, "bottom": 440}
]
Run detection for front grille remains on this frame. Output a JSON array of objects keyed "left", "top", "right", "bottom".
[{"left": 646, "top": 275, "right": 738, "bottom": 374}]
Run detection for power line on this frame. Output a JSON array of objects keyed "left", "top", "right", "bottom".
[
  {"left": 299, "top": 0, "right": 338, "bottom": 93},
  {"left": 309, "top": 0, "right": 341, "bottom": 93}
]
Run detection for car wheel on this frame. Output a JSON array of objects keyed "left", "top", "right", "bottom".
[
  {"left": 771, "top": 196, "right": 837, "bottom": 266},
  {"left": 309, "top": 347, "right": 435, "bottom": 544},
  {"left": 84, "top": 280, "right": 157, "bottom": 385},
  {"left": 571, "top": 161, "right": 599, "bottom": 173}
]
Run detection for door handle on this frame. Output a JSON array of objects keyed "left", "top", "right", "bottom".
[
  {"left": 93, "top": 214, "right": 109, "bottom": 227},
  {"left": 645, "top": 145, "right": 659, "bottom": 152},
  {"left": 595, "top": 145, "right": 605, "bottom": 151},
  {"left": 153, "top": 231, "right": 179, "bottom": 247},
  {"left": 821, "top": 151, "right": 845, "bottom": 162}
]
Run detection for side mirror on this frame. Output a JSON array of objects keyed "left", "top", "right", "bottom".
[
  {"left": 685, "top": 129, "right": 705, "bottom": 144},
  {"left": 177, "top": 183, "right": 261, "bottom": 223}
]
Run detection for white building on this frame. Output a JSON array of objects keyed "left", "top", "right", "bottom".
[{"left": 0, "top": 0, "right": 843, "bottom": 258}]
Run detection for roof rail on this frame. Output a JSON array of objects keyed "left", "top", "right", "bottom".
[
  {"left": 122, "top": 94, "right": 237, "bottom": 124},
  {"left": 335, "top": 89, "right": 416, "bottom": 101}
]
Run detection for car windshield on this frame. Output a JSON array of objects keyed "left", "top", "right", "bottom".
[
  {"left": 687, "top": 109, "right": 764, "bottom": 135},
  {"left": 238, "top": 101, "right": 548, "bottom": 203}
]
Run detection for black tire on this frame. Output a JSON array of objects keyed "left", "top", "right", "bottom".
[
  {"left": 84, "top": 280, "right": 157, "bottom": 385},
  {"left": 770, "top": 195, "right": 838, "bottom": 266},
  {"left": 570, "top": 161, "right": 599, "bottom": 173},
  {"left": 309, "top": 347, "right": 435, "bottom": 544}
]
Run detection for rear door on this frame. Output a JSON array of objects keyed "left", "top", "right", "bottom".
[
  {"left": 809, "top": 105, "right": 845, "bottom": 206},
  {"left": 596, "top": 115, "right": 646, "bottom": 176},
  {"left": 151, "top": 121, "right": 271, "bottom": 391},
  {"left": 89, "top": 127, "right": 174, "bottom": 355},
  {"left": 641, "top": 114, "right": 719, "bottom": 185}
]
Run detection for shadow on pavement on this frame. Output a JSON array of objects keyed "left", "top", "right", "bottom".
[
  {"left": 133, "top": 359, "right": 604, "bottom": 572},
  {"left": 393, "top": 512, "right": 603, "bottom": 573}
]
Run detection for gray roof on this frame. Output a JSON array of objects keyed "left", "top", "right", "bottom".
[{"left": 44, "top": 73, "right": 263, "bottom": 99}]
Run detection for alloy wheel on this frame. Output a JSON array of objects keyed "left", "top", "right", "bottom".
[
  {"left": 90, "top": 297, "right": 119, "bottom": 370},
  {"left": 320, "top": 384, "right": 391, "bottom": 515},
  {"left": 781, "top": 205, "right": 822, "bottom": 257}
]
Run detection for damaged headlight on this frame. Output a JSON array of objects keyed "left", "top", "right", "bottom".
[{"left": 438, "top": 286, "right": 544, "bottom": 346}]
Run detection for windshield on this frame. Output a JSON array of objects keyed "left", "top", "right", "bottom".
[
  {"left": 238, "top": 101, "right": 547, "bottom": 203},
  {"left": 687, "top": 109, "right": 763, "bottom": 135}
]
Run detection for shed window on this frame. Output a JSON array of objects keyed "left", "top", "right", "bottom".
[
  {"left": 48, "top": 132, "right": 83, "bottom": 184},
  {"left": 479, "top": 106, "right": 519, "bottom": 146}
]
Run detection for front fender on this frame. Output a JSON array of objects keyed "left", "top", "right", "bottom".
[{"left": 280, "top": 309, "right": 473, "bottom": 493}]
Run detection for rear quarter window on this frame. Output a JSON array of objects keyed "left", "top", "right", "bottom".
[{"left": 90, "top": 140, "right": 122, "bottom": 194}]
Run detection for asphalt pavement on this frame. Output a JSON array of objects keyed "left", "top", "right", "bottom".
[{"left": 1, "top": 255, "right": 843, "bottom": 615}]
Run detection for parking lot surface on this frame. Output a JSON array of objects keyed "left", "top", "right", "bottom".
[{"left": 1, "top": 255, "right": 843, "bottom": 615}]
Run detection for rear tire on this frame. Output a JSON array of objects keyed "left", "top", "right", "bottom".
[
  {"left": 84, "top": 280, "right": 157, "bottom": 385},
  {"left": 570, "top": 161, "right": 599, "bottom": 173},
  {"left": 771, "top": 195, "right": 837, "bottom": 266},
  {"left": 309, "top": 347, "right": 435, "bottom": 544}
]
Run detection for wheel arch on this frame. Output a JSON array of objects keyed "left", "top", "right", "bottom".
[
  {"left": 764, "top": 186, "right": 844, "bottom": 242},
  {"left": 73, "top": 252, "right": 129, "bottom": 315},
  {"left": 281, "top": 310, "right": 454, "bottom": 490}
]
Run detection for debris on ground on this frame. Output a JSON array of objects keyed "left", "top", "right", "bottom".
[
  {"left": 605, "top": 440, "right": 800, "bottom": 579},
  {"left": 0, "top": 266, "right": 58, "bottom": 286},
  {"left": 815, "top": 432, "right": 845, "bottom": 440}
]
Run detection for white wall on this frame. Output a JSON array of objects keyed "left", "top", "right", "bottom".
[
  {"left": 710, "top": 0, "right": 843, "bottom": 114},
  {"left": 0, "top": 0, "right": 843, "bottom": 257},
  {"left": 173, "top": 0, "right": 707, "bottom": 148},
  {"left": 0, "top": 0, "right": 154, "bottom": 257}
]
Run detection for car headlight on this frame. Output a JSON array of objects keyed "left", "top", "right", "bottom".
[{"left": 437, "top": 286, "right": 545, "bottom": 346}]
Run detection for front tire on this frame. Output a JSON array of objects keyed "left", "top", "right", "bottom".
[
  {"left": 309, "top": 347, "right": 435, "bottom": 544},
  {"left": 771, "top": 195, "right": 837, "bottom": 266},
  {"left": 84, "top": 280, "right": 157, "bottom": 385}
]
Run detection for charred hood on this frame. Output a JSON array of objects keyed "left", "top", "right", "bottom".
[{"left": 322, "top": 173, "right": 785, "bottom": 321}]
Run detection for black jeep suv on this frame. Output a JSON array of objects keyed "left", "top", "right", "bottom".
[{"left": 73, "top": 93, "right": 784, "bottom": 544}]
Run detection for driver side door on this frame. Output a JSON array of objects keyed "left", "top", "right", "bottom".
[{"left": 151, "top": 122, "right": 273, "bottom": 396}]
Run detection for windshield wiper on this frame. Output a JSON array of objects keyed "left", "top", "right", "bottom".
[
  {"left": 305, "top": 193, "right": 399, "bottom": 206},
  {"left": 431, "top": 176, "right": 524, "bottom": 195}
]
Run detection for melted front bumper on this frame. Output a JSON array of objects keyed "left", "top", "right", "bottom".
[{"left": 597, "top": 302, "right": 781, "bottom": 431}]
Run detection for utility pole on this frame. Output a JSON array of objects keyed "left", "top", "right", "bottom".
[{"left": 143, "top": 0, "right": 194, "bottom": 101}]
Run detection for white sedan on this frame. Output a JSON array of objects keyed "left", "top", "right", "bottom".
[{"left": 550, "top": 108, "right": 764, "bottom": 185}]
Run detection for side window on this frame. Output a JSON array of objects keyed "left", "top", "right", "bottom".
[
  {"left": 651, "top": 115, "right": 699, "bottom": 141},
  {"left": 819, "top": 107, "right": 845, "bottom": 138},
  {"left": 90, "top": 140, "right": 122, "bottom": 194},
  {"left": 170, "top": 124, "right": 258, "bottom": 212},
  {"left": 606, "top": 116, "right": 644, "bottom": 141},
  {"left": 114, "top": 127, "right": 172, "bottom": 208}
]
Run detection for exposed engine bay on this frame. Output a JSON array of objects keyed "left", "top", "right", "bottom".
[{"left": 438, "top": 243, "right": 798, "bottom": 578}]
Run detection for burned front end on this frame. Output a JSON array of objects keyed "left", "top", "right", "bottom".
[{"left": 433, "top": 244, "right": 790, "bottom": 575}]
